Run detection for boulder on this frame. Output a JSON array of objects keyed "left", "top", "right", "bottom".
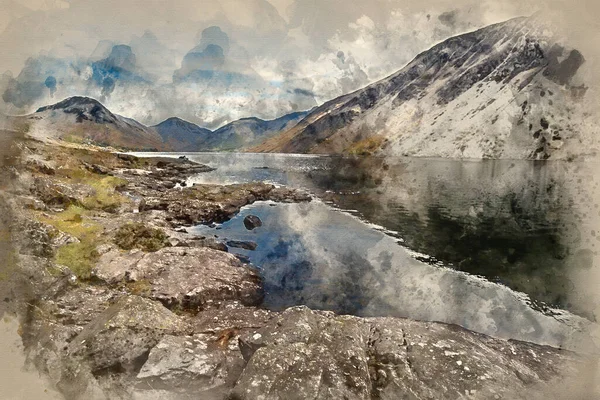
[
  {"left": 243, "top": 215, "right": 262, "bottom": 230},
  {"left": 135, "top": 303, "right": 276, "bottom": 398},
  {"left": 135, "top": 334, "right": 244, "bottom": 397},
  {"left": 68, "top": 295, "right": 190, "bottom": 373},
  {"left": 94, "top": 247, "right": 263, "bottom": 310}
]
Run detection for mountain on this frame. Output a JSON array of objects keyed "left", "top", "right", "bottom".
[
  {"left": 252, "top": 17, "right": 598, "bottom": 160},
  {"left": 206, "top": 111, "right": 309, "bottom": 151},
  {"left": 152, "top": 111, "right": 309, "bottom": 151},
  {"left": 152, "top": 117, "right": 212, "bottom": 151},
  {"left": 23, "top": 97, "right": 168, "bottom": 150}
]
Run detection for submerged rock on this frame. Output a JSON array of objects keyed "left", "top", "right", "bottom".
[
  {"left": 226, "top": 240, "right": 258, "bottom": 251},
  {"left": 243, "top": 215, "right": 262, "bottom": 230}
]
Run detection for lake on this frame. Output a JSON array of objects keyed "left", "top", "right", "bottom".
[{"left": 132, "top": 152, "right": 600, "bottom": 351}]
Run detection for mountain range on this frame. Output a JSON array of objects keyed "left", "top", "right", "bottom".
[
  {"left": 6, "top": 16, "right": 598, "bottom": 159},
  {"left": 8, "top": 96, "right": 307, "bottom": 152}
]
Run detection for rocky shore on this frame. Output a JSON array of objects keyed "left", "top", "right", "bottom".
[{"left": 0, "top": 135, "right": 592, "bottom": 399}]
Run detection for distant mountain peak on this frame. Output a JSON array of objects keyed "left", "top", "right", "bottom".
[
  {"left": 36, "top": 96, "right": 105, "bottom": 112},
  {"left": 156, "top": 116, "right": 201, "bottom": 128},
  {"left": 36, "top": 96, "right": 118, "bottom": 124}
]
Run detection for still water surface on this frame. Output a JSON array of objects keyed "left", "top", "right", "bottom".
[{"left": 134, "top": 152, "right": 599, "bottom": 350}]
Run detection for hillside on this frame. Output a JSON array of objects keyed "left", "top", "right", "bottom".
[
  {"left": 152, "top": 117, "right": 212, "bottom": 151},
  {"left": 20, "top": 96, "right": 168, "bottom": 151},
  {"left": 252, "top": 17, "right": 598, "bottom": 160}
]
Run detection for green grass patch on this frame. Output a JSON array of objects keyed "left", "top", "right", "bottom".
[
  {"left": 56, "top": 168, "right": 128, "bottom": 212},
  {"left": 39, "top": 205, "right": 104, "bottom": 280},
  {"left": 55, "top": 241, "right": 99, "bottom": 280}
]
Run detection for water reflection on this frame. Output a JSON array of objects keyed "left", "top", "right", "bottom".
[
  {"left": 145, "top": 153, "right": 593, "bottom": 316},
  {"left": 129, "top": 152, "right": 598, "bottom": 318},
  {"left": 192, "top": 201, "right": 592, "bottom": 351}
]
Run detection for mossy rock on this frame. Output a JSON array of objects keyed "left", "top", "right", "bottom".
[{"left": 114, "top": 223, "right": 169, "bottom": 252}]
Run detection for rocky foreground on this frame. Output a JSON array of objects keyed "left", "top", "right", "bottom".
[{"left": 0, "top": 134, "right": 594, "bottom": 399}]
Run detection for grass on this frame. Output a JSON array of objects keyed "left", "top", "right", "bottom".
[
  {"left": 55, "top": 241, "right": 99, "bottom": 279},
  {"left": 29, "top": 148, "right": 132, "bottom": 279},
  {"left": 56, "top": 168, "right": 128, "bottom": 212},
  {"left": 39, "top": 205, "right": 104, "bottom": 280},
  {"left": 346, "top": 136, "right": 387, "bottom": 156}
]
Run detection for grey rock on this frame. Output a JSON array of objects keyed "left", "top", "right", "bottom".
[
  {"left": 135, "top": 334, "right": 244, "bottom": 398},
  {"left": 193, "top": 302, "right": 275, "bottom": 334},
  {"left": 226, "top": 240, "right": 258, "bottom": 251},
  {"left": 232, "top": 307, "right": 581, "bottom": 400},
  {"left": 94, "top": 247, "right": 263, "bottom": 311},
  {"left": 243, "top": 215, "right": 262, "bottom": 230},
  {"left": 68, "top": 295, "right": 190, "bottom": 373},
  {"left": 33, "top": 176, "right": 94, "bottom": 208}
]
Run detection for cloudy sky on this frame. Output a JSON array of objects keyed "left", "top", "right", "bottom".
[{"left": 0, "top": 0, "right": 596, "bottom": 128}]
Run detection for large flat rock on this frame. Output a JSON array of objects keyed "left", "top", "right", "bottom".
[
  {"left": 94, "top": 246, "right": 263, "bottom": 310},
  {"left": 231, "top": 306, "right": 582, "bottom": 400}
]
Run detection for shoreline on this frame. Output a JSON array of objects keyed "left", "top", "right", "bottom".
[{"left": 1, "top": 137, "right": 595, "bottom": 399}]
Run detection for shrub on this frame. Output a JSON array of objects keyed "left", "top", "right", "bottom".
[{"left": 114, "top": 223, "right": 169, "bottom": 252}]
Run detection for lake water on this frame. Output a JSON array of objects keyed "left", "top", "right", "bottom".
[{"left": 133, "top": 152, "right": 600, "bottom": 350}]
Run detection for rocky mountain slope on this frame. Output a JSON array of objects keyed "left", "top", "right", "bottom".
[
  {"left": 207, "top": 111, "right": 309, "bottom": 151},
  {"left": 17, "top": 96, "right": 168, "bottom": 150},
  {"left": 152, "top": 117, "right": 213, "bottom": 152},
  {"left": 152, "top": 111, "right": 309, "bottom": 152},
  {"left": 253, "top": 17, "right": 598, "bottom": 160}
]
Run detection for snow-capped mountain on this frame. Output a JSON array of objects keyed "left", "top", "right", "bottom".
[{"left": 253, "top": 17, "right": 598, "bottom": 160}]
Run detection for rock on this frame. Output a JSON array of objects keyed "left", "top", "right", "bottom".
[
  {"left": 94, "top": 247, "right": 263, "bottom": 310},
  {"left": 13, "top": 219, "right": 55, "bottom": 258},
  {"left": 68, "top": 295, "right": 190, "bottom": 373},
  {"left": 135, "top": 303, "right": 276, "bottom": 398},
  {"left": 243, "top": 215, "right": 262, "bottom": 230},
  {"left": 32, "top": 177, "right": 93, "bottom": 208},
  {"left": 226, "top": 240, "right": 258, "bottom": 251},
  {"left": 135, "top": 334, "right": 244, "bottom": 398},
  {"left": 25, "top": 158, "right": 55, "bottom": 175},
  {"left": 82, "top": 161, "right": 110, "bottom": 175},
  {"left": 193, "top": 302, "right": 275, "bottom": 334},
  {"left": 233, "top": 254, "right": 251, "bottom": 264},
  {"left": 186, "top": 237, "right": 228, "bottom": 252},
  {"left": 232, "top": 307, "right": 371, "bottom": 400},
  {"left": 231, "top": 307, "right": 581, "bottom": 400},
  {"left": 21, "top": 196, "right": 47, "bottom": 210},
  {"left": 138, "top": 183, "right": 310, "bottom": 227}
]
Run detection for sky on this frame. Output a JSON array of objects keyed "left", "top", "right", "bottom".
[{"left": 0, "top": 0, "right": 597, "bottom": 128}]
